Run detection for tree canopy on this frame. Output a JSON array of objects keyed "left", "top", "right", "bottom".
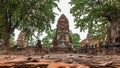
[
  {"left": 69, "top": 0, "right": 120, "bottom": 41},
  {"left": 42, "top": 29, "right": 56, "bottom": 47},
  {"left": 0, "top": 0, "right": 59, "bottom": 46},
  {"left": 70, "top": 31, "right": 80, "bottom": 47}
]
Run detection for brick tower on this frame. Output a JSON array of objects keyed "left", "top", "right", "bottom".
[{"left": 53, "top": 14, "right": 72, "bottom": 50}]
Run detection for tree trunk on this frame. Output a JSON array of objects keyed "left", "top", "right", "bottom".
[
  {"left": 1, "top": 1, "right": 18, "bottom": 48},
  {"left": 4, "top": 32, "right": 10, "bottom": 47},
  {"left": 2, "top": 13, "right": 11, "bottom": 47}
]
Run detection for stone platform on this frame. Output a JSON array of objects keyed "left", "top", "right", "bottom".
[{"left": 50, "top": 47, "right": 73, "bottom": 52}]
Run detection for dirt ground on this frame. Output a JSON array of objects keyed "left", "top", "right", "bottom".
[{"left": 0, "top": 46, "right": 120, "bottom": 68}]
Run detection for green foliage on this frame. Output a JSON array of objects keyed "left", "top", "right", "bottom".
[
  {"left": 10, "top": 39, "right": 15, "bottom": 46},
  {"left": 28, "top": 38, "right": 36, "bottom": 46},
  {"left": 18, "top": 0, "right": 59, "bottom": 39},
  {"left": 42, "top": 29, "right": 56, "bottom": 47},
  {"left": 70, "top": 31, "right": 80, "bottom": 48},
  {"left": 70, "top": 0, "right": 120, "bottom": 41},
  {"left": 0, "top": 0, "right": 59, "bottom": 45},
  {"left": 10, "top": 34, "right": 15, "bottom": 46}
]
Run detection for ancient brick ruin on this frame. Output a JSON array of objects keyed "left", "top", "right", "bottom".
[
  {"left": 79, "top": 20, "right": 120, "bottom": 54},
  {"left": 53, "top": 14, "right": 72, "bottom": 50},
  {"left": 80, "top": 34, "right": 100, "bottom": 47},
  {"left": 107, "top": 20, "right": 120, "bottom": 44},
  {"left": 17, "top": 31, "right": 28, "bottom": 48}
]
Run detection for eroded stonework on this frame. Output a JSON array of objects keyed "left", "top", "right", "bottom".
[
  {"left": 80, "top": 34, "right": 100, "bottom": 48},
  {"left": 106, "top": 20, "right": 120, "bottom": 44},
  {"left": 17, "top": 31, "right": 28, "bottom": 48},
  {"left": 53, "top": 14, "right": 72, "bottom": 49}
]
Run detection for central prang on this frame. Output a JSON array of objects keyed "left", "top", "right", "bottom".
[{"left": 53, "top": 14, "right": 72, "bottom": 50}]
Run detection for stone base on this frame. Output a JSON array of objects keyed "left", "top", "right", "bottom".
[{"left": 50, "top": 47, "right": 72, "bottom": 52}]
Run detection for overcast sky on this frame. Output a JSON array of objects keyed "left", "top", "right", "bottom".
[{"left": 14, "top": 0, "right": 87, "bottom": 41}]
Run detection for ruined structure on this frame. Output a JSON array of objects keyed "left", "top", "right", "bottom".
[
  {"left": 80, "top": 34, "right": 100, "bottom": 48},
  {"left": 79, "top": 20, "right": 120, "bottom": 54},
  {"left": 106, "top": 20, "right": 120, "bottom": 44},
  {"left": 17, "top": 31, "right": 28, "bottom": 48},
  {"left": 53, "top": 14, "right": 72, "bottom": 50}
]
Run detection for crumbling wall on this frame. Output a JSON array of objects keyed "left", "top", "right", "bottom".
[
  {"left": 17, "top": 31, "right": 28, "bottom": 48},
  {"left": 53, "top": 14, "right": 72, "bottom": 49},
  {"left": 106, "top": 20, "right": 120, "bottom": 44}
]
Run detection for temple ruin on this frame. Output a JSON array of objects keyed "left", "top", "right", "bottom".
[
  {"left": 106, "top": 20, "right": 120, "bottom": 44},
  {"left": 53, "top": 14, "right": 72, "bottom": 50},
  {"left": 17, "top": 31, "right": 28, "bottom": 48}
]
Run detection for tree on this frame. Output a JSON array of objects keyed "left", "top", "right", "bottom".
[
  {"left": 0, "top": 0, "right": 59, "bottom": 47},
  {"left": 42, "top": 29, "right": 56, "bottom": 47},
  {"left": 70, "top": 31, "right": 80, "bottom": 48},
  {"left": 69, "top": 0, "right": 120, "bottom": 41}
]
